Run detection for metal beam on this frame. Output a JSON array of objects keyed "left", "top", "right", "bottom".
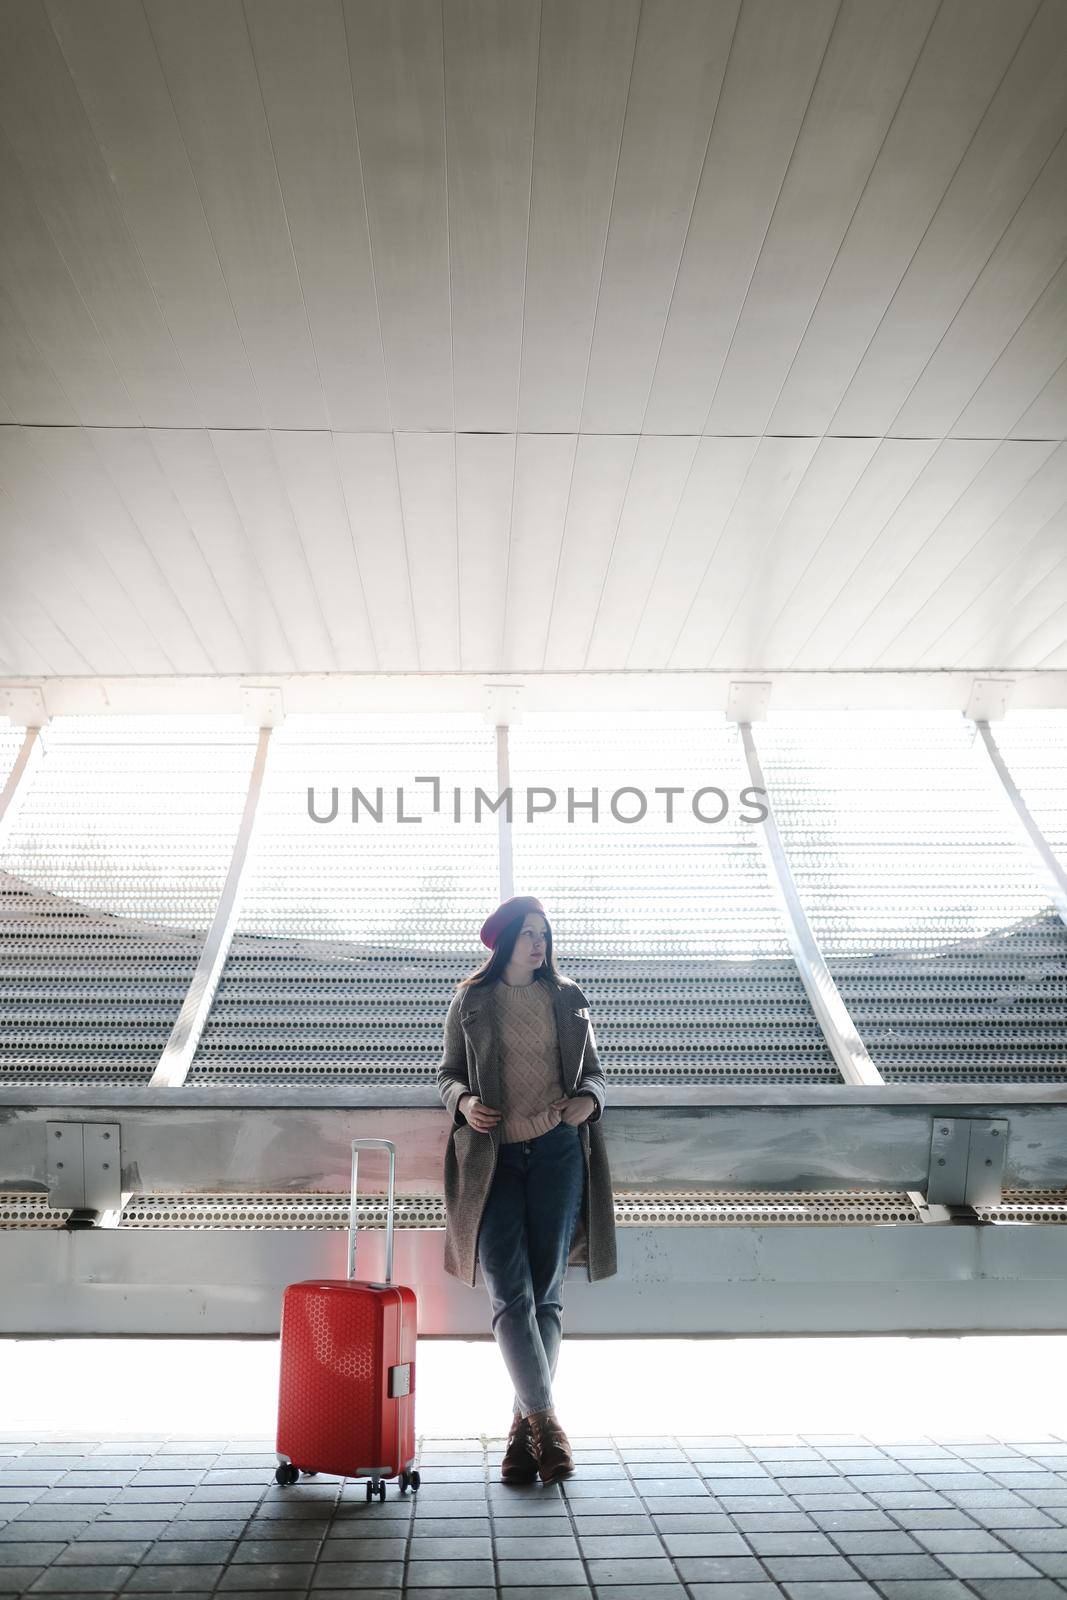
[
  {"left": 4, "top": 1088, "right": 1062, "bottom": 1203},
  {"left": 149, "top": 726, "right": 273, "bottom": 1088},
  {"left": 5, "top": 670, "right": 1067, "bottom": 720},
  {"left": 974, "top": 718, "right": 1067, "bottom": 930},
  {"left": 5, "top": 1224, "right": 1067, "bottom": 1337},
  {"left": 736, "top": 722, "right": 883, "bottom": 1086},
  {"left": 0, "top": 724, "right": 43, "bottom": 854}
]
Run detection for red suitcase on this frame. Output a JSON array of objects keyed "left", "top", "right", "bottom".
[{"left": 274, "top": 1138, "right": 420, "bottom": 1501}]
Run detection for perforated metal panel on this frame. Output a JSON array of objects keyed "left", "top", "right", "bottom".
[
  {"left": 14, "top": 1189, "right": 1067, "bottom": 1230},
  {"left": 7, "top": 711, "right": 1067, "bottom": 1094},
  {"left": 0, "top": 1191, "right": 71, "bottom": 1228},
  {"left": 991, "top": 711, "right": 1067, "bottom": 867},
  {"left": 0, "top": 716, "right": 259, "bottom": 1084},
  {"left": 757, "top": 713, "right": 1067, "bottom": 1082},
  {"left": 112, "top": 1191, "right": 922, "bottom": 1228},
  {"left": 0, "top": 719, "right": 25, "bottom": 790},
  {"left": 192, "top": 715, "right": 500, "bottom": 1081},
  {"left": 507, "top": 714, "right": 838, "bottom": 1083}
]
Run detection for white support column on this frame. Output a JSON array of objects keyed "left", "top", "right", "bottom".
[
  {"left": 736, "top": 720, "right": 883, "bottom": 1087},
  {"left": 0, "top": 725, "right": 43, "bottom": 855},
  {"left": 496, "top": 723, "right": 514, "bottom": 901},
  {"left": 150, "top": 725, "right": 274, "bottom": 1088},
  {"left": 974, "top": 718, "right": 1067, "bottom": 931}
]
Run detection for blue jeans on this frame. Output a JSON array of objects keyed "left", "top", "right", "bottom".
[{"left": 476, "top": 1120, "right": 585, "bottom": 1420}]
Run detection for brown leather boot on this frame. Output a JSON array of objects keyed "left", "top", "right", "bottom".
[
  {"left": 499, "top": 1411, "right": 539, "bottom": 1483},
  {"left": 526, "top": 1407, "right": 575, "bottom": 1484}
]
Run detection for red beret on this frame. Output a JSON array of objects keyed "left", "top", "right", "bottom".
[{"left": 479, "top": 894, "right": 546, "bottom": 950}]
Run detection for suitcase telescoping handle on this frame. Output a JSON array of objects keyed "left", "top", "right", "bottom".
[{"left": 347, "top": 1138, "right": 396, "bottom": 1284}]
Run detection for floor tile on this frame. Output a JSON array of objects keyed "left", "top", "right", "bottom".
[
  {"left": 494, "top": 1557, "right": 586, "bottom": 1585},
  {"left": 1, "top": 1433, "right": 1063, "bottom": 1600},
  {"left": 27, "top": 1566, "right": 134, "bottom": 1591},
  {"left": 400, "top": 1556, "right": 496, "bottom": 1585},
  {"left": 217, "top": 1562, "right": 316, "bottom": 1588}
]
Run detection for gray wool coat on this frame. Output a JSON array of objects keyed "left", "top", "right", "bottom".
[{"left": 435, "top": 971, "right": 618, "bottom": 1288}]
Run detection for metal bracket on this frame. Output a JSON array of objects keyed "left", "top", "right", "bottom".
[
  {"left": 483, "top": 681, "right": 524, "bottom": 725},
  {"left": 240, "top": 684, "right": 285, "bottom": 726},
  {"left": 46, "top": 1122, "right": 122, "bottom": 1221},
  {"left": 927, "top": 1117, "right": 1008, "bottom": 1206},
  {"left": 726, "top": 680, "right": 772, "bottom": 723},
  {"left": 965, "top": 678, "right": 1014, "bottom": 723},
  {"left": 0, "top": 684, "right": 49, "bottom": 727}
]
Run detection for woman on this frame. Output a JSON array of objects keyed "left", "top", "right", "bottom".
[{"left": 436, "top": 894, "right": 618, "bottom": 1485}]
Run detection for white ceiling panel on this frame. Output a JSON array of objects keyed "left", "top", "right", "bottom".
[
  {"left": 0, "top": 0, "right": 1065, "bottom": 684},
  {"left": 332, "top": 432, "right": 417, "bottom": 672},
  {"left": 579, "top": 0, "right": 739, "bottom": 433},
  {"left": 240, "top": 0, "right": 390, "bottom": 432},
  {"left": 782, "top": 437, "right": 962, "bottom": 669},
  {"left": 456, "top": 432, "right": 515, "bottom": 671},
  {"left": 768, "top": 0, "right": 1039, "bottom": 437},
  {"left": 503, "top": 432, "right": 577, "bottom": 671},
  {"left": 1014, "top": 354, "right": 1067, "bottom": 442},
  {"left": 0, "top": 583, "right": 91, "bottom": 675},
  {"left": 343, "top": 0, "right": 452, "bottom": 430},
  {"left": 0, "top": 3, "right": 196, "bottom": 426},
  {"left": 833, "top": 0, "right": 1067, "bottom": 436},
  {"left": 25, "top": 425, "right": 214, "bottom": 674},
  {"left": 84, "top": 427, "right": 250, "bottom": 675},
  {"left": 208, "top": 429, "right": 338, "bottom": 671},
  {"left": 517, "top": 0, "right": 640, "bottom": 433},
  {"left": 892, "top": 136, "right": 1067, "bottom": 438},
  {"left": 959, "top": 262, "right": 1067, "bottom": 440},
  {"left": 865, "top": 440, "right": 1059, "bottom": 665},
  {"left": 0, "top": 425, "right": 174, "bottom": 670},
  {"left": 643, "top": 0, "right": 838, "bottom": 437},
  {"left": 926, "top": 503, "right": 1067, "bottom": 668},
  {"left": 711, "top": 435, "right": 881, "bottom": 667},
  {"left": 46, "top": 0, "right": 263, "bottom": 431},
  {"left": 544, "top": 434, "right": 639, "bottom": 670},
  {"left": 267, "top": 430, "right": 379, "bottom": 672},
  {"left": 670, "top": 435, "right": 820, "bottom": 666},
  {"left": 704, "top": 0, "right": 940, "bottom": 437},
  {"left": 627, "top": 435, "right": 761, "bottom": 669},
  {"left": 0, "top": 125, "right": 139, "bottom": 426},
  {"left": 0, "top": 484, "right": 116, "bottom": 672},
  {"left": 964, "top": 524, "right": 1067, "bottom": 668},
  {"left": 143, "top": 0, "right": 328, "bottom": 430},
  {"left": 913, "top": 445, "right": 1067, "bottom": 665},
  {"left": 147, "top": 428, "right": 298, "bottom": 675},
  {"left": 585, "top": 434, "right": 699, "bottom": 669},
  {"left": 443, "top": 0, "right": 538, "bottom": 433},
  {"left": 825, "top": 441, "right": 1051, "bottom": 669},
  {"left": 0, "top": 284, "right": 76, "bottom": 424},
  {"left": 393, "top": 432, "right": 460, "bottom": 670}
]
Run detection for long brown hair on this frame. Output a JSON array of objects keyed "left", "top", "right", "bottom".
[{"left": 456, "top": 906, "right": 561, "bottom": 991}]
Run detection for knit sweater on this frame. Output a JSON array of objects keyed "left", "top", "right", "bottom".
[{"left": 492, "top": 977, "right": 567, "bottom": 1143}]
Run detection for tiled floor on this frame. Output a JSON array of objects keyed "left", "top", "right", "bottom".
[{"left": 1, "top": 1433, "right": 1067, "bottom": 1600}]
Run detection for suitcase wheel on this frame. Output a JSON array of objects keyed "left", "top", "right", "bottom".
[
  {"left": 364, "top": 1479, "right": 387, "bottom": 1502},
  {"left": 399, "top": 1469, "right": 422, "bottom": 1495},
  {"left": 274, "top": 1464, "right": 300, "bottom": 1486}
]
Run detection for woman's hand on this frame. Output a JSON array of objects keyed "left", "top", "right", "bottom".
[
  {"left": 551, "top": 1093, "right": 596, "bottom": 1126},
  {"left": 458, "top": 1092, "right": 501, "bottom": 1133}
]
